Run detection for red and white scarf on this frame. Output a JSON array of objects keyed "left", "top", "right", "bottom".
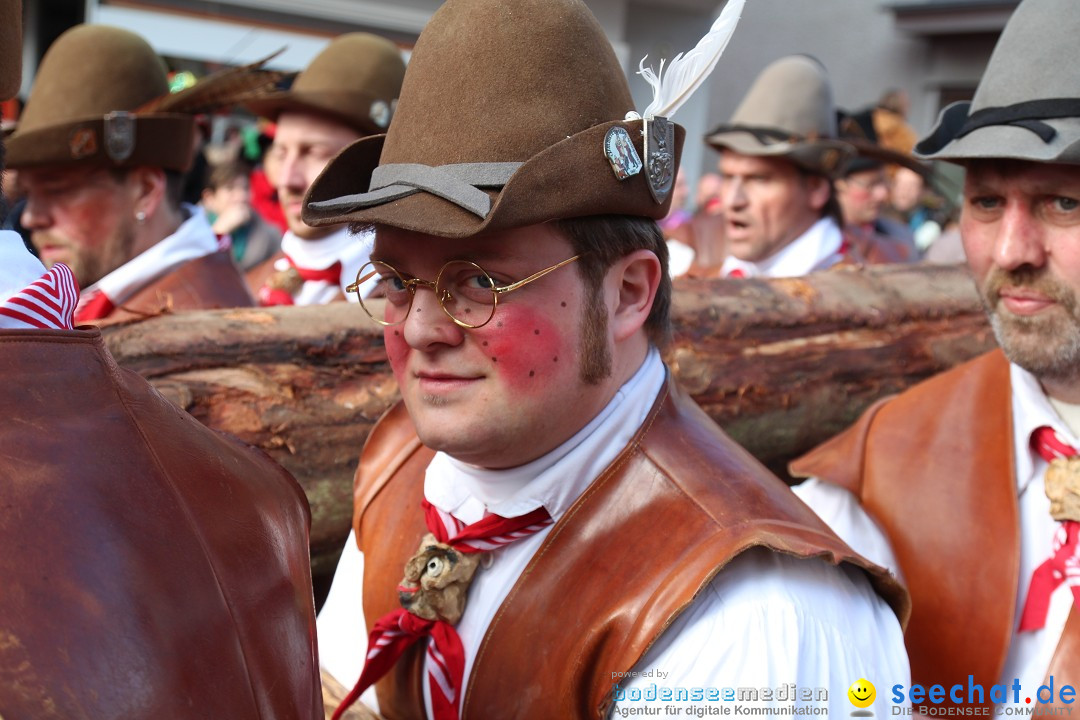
[
  {"left": 1018, "top": 425, "right": 1080, "bottom": 631},
  {"left": 332, "top": 499, "right": 553, "bottom": 720},
  {"left": 261, "top": 227, "right": 374, "bottom": 306}
]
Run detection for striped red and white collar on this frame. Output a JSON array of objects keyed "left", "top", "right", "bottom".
[{"left": 0, "top": 262, "right": 79, "bottom": 331}]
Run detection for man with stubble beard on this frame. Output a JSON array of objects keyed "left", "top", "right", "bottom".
[
  {"left": 310, "top": 1, "right": 909, "bottom": 718},
  {"left": 792, "top": 0, "right": 1080, "bottom": 709},
  {"left": 7, "top": 24, "right": 254, "bottom": 324}
]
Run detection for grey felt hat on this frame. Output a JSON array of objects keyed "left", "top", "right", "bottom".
[
  {"left": 705, "top": 55, "right": 852, "bottom": 176},
  {"left": 915, "top": 0, "right": 1080, "bottom": 165}
]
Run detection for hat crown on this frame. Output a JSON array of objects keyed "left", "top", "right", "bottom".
[
  {"left": 969, "top": 0, "right": 1080, "bottom": 113},
  {"left": 380, "top": 0, "right": 634, "bottom": 166},
  {"left": 293, "top": 33, "right": 405, "bottom": 106},
  {"left": 18, "top": 25, "right": 169, "bottom": 136},
  {"left": 730, "top": 56, "right": 837, "bottom": 139}
]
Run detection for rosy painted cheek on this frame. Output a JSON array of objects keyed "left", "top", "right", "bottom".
[
  {"left": 477, "top": 305, "right": 567, "bottom": 392},
  {"left": 384, "top": 328, "right": 410, "bottom": 381}
]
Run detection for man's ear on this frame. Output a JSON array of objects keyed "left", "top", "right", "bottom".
[
  {"left": 806, "top": 174, "right": 832, "bottom": 213},
  {"left": 129, "top": 166, "right": 168, "bottom": 219},
  {"left": 608, "top": 248, "right": 662, "bottom": 343}
]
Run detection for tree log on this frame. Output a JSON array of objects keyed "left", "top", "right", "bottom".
[{"left": 100, "top": 263, "right": 995, "bottom": 576}]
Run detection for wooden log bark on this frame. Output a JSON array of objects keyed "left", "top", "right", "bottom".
[{"left": 100, "top": 263, "right": 995, "bottom": 575}]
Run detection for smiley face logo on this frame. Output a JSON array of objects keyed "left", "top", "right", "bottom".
[{"left": 848, "top": 679, "right": 876, "bottom": 709}]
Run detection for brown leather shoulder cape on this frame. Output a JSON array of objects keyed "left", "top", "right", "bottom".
[
  {"left": 0, "top": 328, "right": 323, "bottom": 719},
  {"left": 100, "top": 249, "right": 255, "bottom": 324}
]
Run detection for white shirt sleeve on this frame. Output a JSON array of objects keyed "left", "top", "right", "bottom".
[
  {"left": 792, "top": 477, "right": 902, "bottom": 578},
  {"left": 613, "top": 547, "right": 911, "bottom": 717},
  {"left": 316, "top": 529, "right": 380, "bottom": 712}
]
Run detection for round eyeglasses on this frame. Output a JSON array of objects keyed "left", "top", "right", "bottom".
[{"left": 347, "top": 255, "right": 582, "bottom": 329}]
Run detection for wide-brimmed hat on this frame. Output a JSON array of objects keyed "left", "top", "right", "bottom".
[
  {"left": 6, "top": 25, "right": 195, "bottom": 171},
  {"left": 705, "top": 55, "right": 852, "bottom": 176},
  {"left": 916, "top": 0, "right": 1080, "bottom": 164},
  {"left": 302, "top": 0, "right": 686, "bottom": 239},
  {"left": 0, "top": 0, "right": 20, "bottom": 101},
  {"left": 837, "top": 108, "right": 929, "bottom": 177},
  {"left": 243, "top": 33, "right": 406, "bottom": 136}
]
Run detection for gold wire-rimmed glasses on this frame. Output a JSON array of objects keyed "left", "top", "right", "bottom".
[{"left": 347, "top": 255, "right": 582, "bottom": 329}]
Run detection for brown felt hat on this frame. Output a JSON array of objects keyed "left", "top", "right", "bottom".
[
  {"left": 244, "top": 33, "right": 406, "bottom": 136},
  {"left": 837, "top": 108, "right": 929, "bottom": 178},
  {"left": 302, "top": 0, "right": 685, "bottom": 239},
  {"left": 705, "top": 55, "right": 852, "bottom": 176},
  {"left": 6, "top": 25, "right": 195, "bottom": 171},
  {"left": 0, "top": 0, "right": 20, "bottom": 101},
  {"left": 915, "top": 0, "right": 1080, "bottom": 165}
]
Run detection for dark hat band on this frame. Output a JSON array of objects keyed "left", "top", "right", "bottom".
[
  {"left": 707, "top": 123, "right": 808, "bottom": 145},
  {"left": 958, "top": 98, "right": 1080, "bottom": 144}
]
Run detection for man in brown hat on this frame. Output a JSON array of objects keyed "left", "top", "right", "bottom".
[
  {"left": 0, "top": 6, "right": 323, "bottom": 718},
  {"left": 6, "top": 24, "right": 255, "bottom": 324},
  {"left": 792, "top": 0, "right": 1080, "bottom": 710},
  {"left": 244, "top": 33, "right": 406, "bottom": 306},
  {"left": 312, "top": 1, "right": 910, "bottom": 718},
  {"left": 706, "top": 55, "right": 856, "bottom": 278}
]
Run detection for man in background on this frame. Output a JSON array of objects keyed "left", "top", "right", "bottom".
[
  {"left": 244, "top": 33, "right": 406, "bottom": 305},
  {"left": 793, "top": 0, "right": 1080, "bottom": 707},
  {"left": 705, "top": 55, "right": 853, "bottom": 278},
  {"left": 0, "top": 5, "right": 322, "bottom": 717},
  {"left": 7, "top": 24, "right": 254, "bottom": 324}
]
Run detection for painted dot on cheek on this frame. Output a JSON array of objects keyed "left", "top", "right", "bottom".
[
  {"left": 534, "top": 329, "right": 540, "bottom": 335},
  {"left": 482, "top": 341, "right": 488, "bottom": 347},
  {"left": 561, "top": 301, "right": 567, "bottom": 307},
  {"left": 529, "top": 371, "right": 535, "bottom": 377},
  {"left": 553, "top": 356, "right": 558, "bottom": 363},
  {"left": 492, "top": 357, "right": 498, "bottom": 363}
]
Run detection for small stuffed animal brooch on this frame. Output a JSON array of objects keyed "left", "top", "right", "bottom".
[
  {"left": 1045, "top": 457, "right": 1080, "bottom": 522},
  {"left": 397, "top": 533, "right": 482, "bottom": 624}
]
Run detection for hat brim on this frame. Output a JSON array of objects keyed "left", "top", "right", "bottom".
[
  {"left": 243, "top": 90, "right": 386, "bottom": 136},
  {"left": 843, "top": 138, "right": 930, "bottom": 177},
  {"left": 6, "top": 113, "right": 195, "bottom": 170},
  {"left": 303, "top": 119, "right": 684, "bottom": 239},
  {"left": 916, "top": 101, "right": 1080, "bottom": 165},
  {"left": 706, "top": 130, "right": 852, "bottom": 176}
]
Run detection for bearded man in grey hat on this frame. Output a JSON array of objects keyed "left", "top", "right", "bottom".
[
  {"left": 244, "top": 33, "right": 405, "bottom": 306},
  {"left": 312, "top": 1, "right": 910, "bottom": 718},
  {"left": 792, "top": 0, "right": 1080, "bottom": 709},
  {"left": 705, "top": 55, "right": 854, "bottom": 278}
]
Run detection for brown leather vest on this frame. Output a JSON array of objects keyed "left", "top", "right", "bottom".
[
  {"left": 0, "top": 328, "right": 323, "bottom": 719},
  {"left": 791, "top": 349, "right": 1078, "bottom": 705},
  {"left": 101, "top": 249, "right": 255, "bottom": 324},
  {"left": 354, "top": 379, "right": 910, "bottom": 719}
]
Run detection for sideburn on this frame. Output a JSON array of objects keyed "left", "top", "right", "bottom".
[{"left": 578, "top": 283, "right": 612, "bottom": 385}]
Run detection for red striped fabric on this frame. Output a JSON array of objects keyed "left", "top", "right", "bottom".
[
  {"left": 1018, "top": 426, "right": 1080, "bottom": 631},
  {"left": 0, "top": 263, "right": 79, "bottom": 330},
  {"left": 331, "top": 499, "right": 553, "bottom": 720}
]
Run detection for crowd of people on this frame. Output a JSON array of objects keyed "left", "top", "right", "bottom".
[{"left": 0, "top": 0, "right": 1077, "bottom": 717}]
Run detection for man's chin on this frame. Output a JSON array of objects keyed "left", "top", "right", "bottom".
[{"left": 993, "top": 314, "right": 1080, "bottom": 381}]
